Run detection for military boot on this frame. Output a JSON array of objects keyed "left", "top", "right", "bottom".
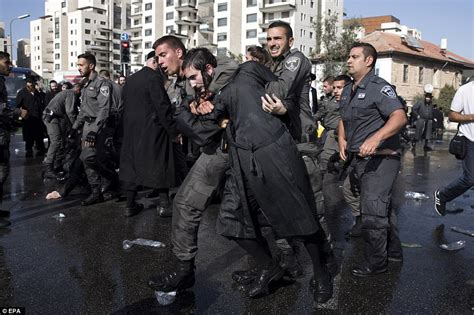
[
  {"left": 148, "top": 259, "right": 195, "bottom": 292},
  {"left": 81, "top": 187, "right": 104, "bottom": 206},
  {"left": 43, "top": 163, "right": 58, "bottom": 179}
]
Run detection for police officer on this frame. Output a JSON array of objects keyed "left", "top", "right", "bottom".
[
  {"left": 0, "top": 51, "right": 27, "bottom": 228},
  {"left": 338, "top": 43, "right": 407, "bottom": 277},
  {"left": 412, "top": 84, "right": 435, "bottom": 151},
  {"left": 147, "top": 39, "right": 238, "bottom": 293},
  {"left": 316, "top": 76, "right": 342, "bottom": 174},
  {"left": 71, "top": 52, "right": 112, "bottom": 206},
  {"left": 260, "top": 21, "right": 334, "bottom": 278},
  {"left": 43, "top": 84, "right": 80, "bottom": 178}
]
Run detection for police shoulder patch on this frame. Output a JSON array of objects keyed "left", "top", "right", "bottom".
[
  {"left": 380, "top": 85, "right": 396, "bottom": 99},
  {"left": 100, "top": 86, "right": 109, "bottom": 97},
  {"left": 285, "top": 56, "right": 300, "bottom": 72}
]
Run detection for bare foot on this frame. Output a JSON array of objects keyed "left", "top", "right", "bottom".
[{"left": 46, "top": 191, "right": 62, "bottom": 200}]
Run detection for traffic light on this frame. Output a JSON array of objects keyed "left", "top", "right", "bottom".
[{"left": 121, "top": 40, "right": 130, "bottom": 63}]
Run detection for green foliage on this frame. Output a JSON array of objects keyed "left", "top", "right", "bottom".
[
  {"left": 311, "top": 14, "right": 361, "bottom": 78},
  {"left": 436, "top": 84, "right": 456, "bottom": 115},
  {"left": 228, "top": 51, "right": 243, "bottom": 64}
]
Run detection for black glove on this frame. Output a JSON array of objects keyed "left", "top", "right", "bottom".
[{"left": 85, "top": 131, "right": 97, "bottom": 146}]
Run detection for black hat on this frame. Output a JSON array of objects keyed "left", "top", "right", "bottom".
[{"left": 146, "top": 50, "right": 155, "bottom": 61}]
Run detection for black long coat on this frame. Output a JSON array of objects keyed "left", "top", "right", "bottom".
[
  {"left": 119, "top": 67, "right": 177, "bottom": 189},
  {"left": 16, "top": 87, "right": 45, "bottom": 142},
  {"left": 214, "top": 62, "right": 320, "bottom": 238}
]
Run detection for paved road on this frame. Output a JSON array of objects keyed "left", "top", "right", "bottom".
[{"left": 0, "top": 133, "right": 473, "bottom": 314}]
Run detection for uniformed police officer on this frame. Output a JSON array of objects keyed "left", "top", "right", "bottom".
[
  {"left": 260, "top": 21, "right": 334, "bottom": 279},
  {"left": 0, "top": 51, "right": 28, "bottom": 228},
  {"left": 338, "top": 43, "right": 407, "bottom": 277},
  {"left": 147, "top": 38, "right": 237, "bottom": 293},
  {"left": 71, "top": 52, "right": 112, "bottom": 206},
  {"left": 316, "top": 76, "right": 342, "bottom": 173},
  {"left": 42, "top": 84, "right": 80, "bottom": 179}
]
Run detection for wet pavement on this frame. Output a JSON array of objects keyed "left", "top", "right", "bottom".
[{"left": 0, "top": 132, "right": 473, "bottom": 314}]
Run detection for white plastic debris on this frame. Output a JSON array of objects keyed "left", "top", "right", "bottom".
[
  {"left": 154, "top": 290, "right": 177, "bottom": 305},
  {"left": 440, "top": 240, "right": 466, "bottom": 251},
  {"left": 404, "top": 191, "right": 430, "bottom": 200},
  {"left": 451, "top": 227, "right": 474, "bottom": 237},
  {"left": 52, "top": 213, "right": 65, "bottom": 220},
  {"left": 122, "top": 238, "right": 166, "bottom": 250}
]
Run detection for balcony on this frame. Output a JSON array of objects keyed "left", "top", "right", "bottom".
[
  {"left": 176, "top": 16, "right": 201, "bottom": 26},
  {"left": 131, "top": 0, "right": 142, "bottom": 4},
  {"left": 259, "top": 0, "right": 296, "bottom": 13},
  {"left": 198, "top": 0, "right": 213, "bottom": 6},
  {"left": 176, "top": 0, "right": 198, "bottom": 12},
  {"left": 198, "top": 23, "right": 214, "bottom": 33},
  {"left": 131, "top": 7, "right": 142, "bottom": 16},
  {"left": 89, "top": 44, "right": 110, "bottom": 52}
]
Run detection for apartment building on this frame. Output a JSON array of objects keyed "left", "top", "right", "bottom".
[
  {"left": 31, "top": 0, "right": 342, "bottom": 76},
  {"left": 30, "top": 0, "right": 130, "bottom": 79},
  {"left": 17, "top": 39, "right": 31, "bottom": 68},
  {"left": 128, "top": 0, "right": 343, "bottom": 72},
  {"left": 0, "top": 22, "right": 12, "bottom": 56}
]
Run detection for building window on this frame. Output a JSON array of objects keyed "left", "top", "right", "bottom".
[
  {"left": 85, "top": 18, "right": 91, "bottom": 23},
  {"left": 166, "top": 12, "right": 174, "bottom": 20},
  {"left": 85, "top": 40, "right": 91, "bottom": 45},
  {"left": 268, "top": 13, "right": 274, "bottom": 21},
  {"left": 134, "top": 19, "right": 140, "bottom": 25},
  {"left": 281, "top": 11, "right": 290, "bottom": 18},
  {"left": 217, "top": 18, "right": 227, "bottom": 27},
  {"left": 246, "top": 29, "right": 257, "bottom": 38},
  {"left": 166, "top": 0, "right": 174, "bottom": 6},
  {"left": 145, "top": 42, "right": 152, "bottom": 49},
  {"left": 145, "top": 3, "right": 152, "bottom": 10},
  {"left": 54, "top": 53, "right": 60, "bottom": 59},
  {"left": 100, "top": 21, "right": 106, "bottom": 25},
  {"left": 217, "top": 33, "right": 227, "bottom": 41},
  {"left": 217, "top": 48, "right": 227, "bottom": 56},
  {"left": 145, "top": 29, "right": 152, "bottom": 36},
  {"left": 145, "top": 16, "right": 152, "bottom": 23},
  {"left": 247, "top": 0, "right": 257, "bottom": 7},
  {"left": 218, "top": 3, "right": 227, "bottom": 11},
  {"left": 113, "top": 54, "right": 120, "bottom": 60},
  {"left": 418, "top": 67, "right": 424, "bottom": 84},
  {"left": 85, "top": 29, "right": 91, "bottom": 34},
  {"left": 247, "top": 13, "right": 257, "bottom": 23},
  {"left": 166, "top": 26, "right": 173, "bottom": 34},
  {"left": 61, "top": 2, "right": 66, "bottom": 8},
  {"left": 113, "top": 43, "right": 120, "bottom": 49},
  {"left": 55, "top": 64, "right": 60, "bottom": 70},
  {"left": 55, "top": 43, "right": 60, "bottom": 49},
  {"left": 113, "top": 33, "right": 121, "bottom": 40},
  {"left": 309, "top": 31, "right": 313, "bottom": 39},
  {"left": 403, "top": 65, "right": 409, "bottom": 83}
]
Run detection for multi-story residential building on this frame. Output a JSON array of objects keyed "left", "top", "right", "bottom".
[
  {"left": 17, "top": 39, "right": 31, "bottom": 68},
  {"left": 30, "top": 0, "right": 130, "bottom": 79},
  {"left": 0, "top": 22, "right": 12, "bottom": 56},
  {"left": 128, "top": 0, "right": 343, "bottom": 73},
  {"left": 31, "top": 0, "right": 342, "bottom": 77}
]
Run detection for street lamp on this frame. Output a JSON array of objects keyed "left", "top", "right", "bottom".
[{"left": 9, "top": 13, "right": 30, "bottom": 58}]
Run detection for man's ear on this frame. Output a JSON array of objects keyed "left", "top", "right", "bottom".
[
  {"left": 176, "top": 48, "right": 183, "bottom": 59},
  {"left": 288, "top": 36, "right": 294, "bottom": 48},
  {"left": 205, "top": 64, "right": 214, "bottom": 76}
]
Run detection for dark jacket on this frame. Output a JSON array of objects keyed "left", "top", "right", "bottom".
[
  {"left": 119, "top": 66, "right": 177, "bottom": 188},
  {"left": 214, "top": 62, "right": 320, "bottom": 238}
]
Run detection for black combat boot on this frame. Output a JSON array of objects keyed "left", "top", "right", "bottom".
[
  {"left": 313, "top": 269, "right": 334, "bottom": 304},
  {"left": 81, "top": 187, "right": 104, "bottom": 206},
  {"left": 157, "top": 191, "right": 172, "bottom": 217},
  {"left": 247, "top": 259, "right": 285, "bottom": 298},
  {"left": 148, "top": 259, "right": 195, "bottom": 292},
  {"left": 43, "top": 163, "right": 57, "bottom": 179},
  {"left": 232, "top": 267, "right": 260, "bottom": 285}
]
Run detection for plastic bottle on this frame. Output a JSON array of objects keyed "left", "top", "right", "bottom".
[{"left": 122, "top": 238, "right": 166, "bottom": 250}]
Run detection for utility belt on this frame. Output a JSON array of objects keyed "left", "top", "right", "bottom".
[{"left": 84, "top": 116, "right": 96, "bottom": 123}]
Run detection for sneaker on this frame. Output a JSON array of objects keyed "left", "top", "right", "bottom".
[{"left": 434, "top": 190, "right": 446, "bottom": 216}]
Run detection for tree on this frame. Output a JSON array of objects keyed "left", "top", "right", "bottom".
[
  {"left": 436, "top": 84, "right": 457, "bottom": 115},
  {"left": 311, "top": 14, "right": 361, "bottom": 78}
]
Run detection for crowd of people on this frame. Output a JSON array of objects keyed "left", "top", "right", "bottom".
[{"left": 0, "top": 19, "right": 473, "bottom": 307}]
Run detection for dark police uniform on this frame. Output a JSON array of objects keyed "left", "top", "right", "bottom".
[
  {"left": 340, "top": 70, "right": 404, "bottom": 269},
  {"left": 43, "top": 89, "right": 78, "bottom": 168},
  {"left": 72, "top": 71, "right": 112, "bottom": 191},
  {"left": 171, "top": 56, "right": 238, "bottom": 262},
  {"left": 0, "top": 76, "right": 22, "bottom": 205},
  {"left": 316, "top": 94, "right": 341, "bottom": 172}
]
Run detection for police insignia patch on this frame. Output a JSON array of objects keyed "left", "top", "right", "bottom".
[
  {"left": 380, "top": 85, "right": 396, "bottom": 99},
  {"left": 100, "top": 86, "right": 109, "bottom": 97},
  {"left": 285, "top": 56, "right": 300, "bottom": 72}
]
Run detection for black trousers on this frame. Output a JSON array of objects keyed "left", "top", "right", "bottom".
[{"left": 352, "top": 155, "right": 402, "bottom": 268}]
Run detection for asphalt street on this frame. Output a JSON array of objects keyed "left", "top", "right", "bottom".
[{"left": 0, "top": 132, "right": 473, "bottom": 314}]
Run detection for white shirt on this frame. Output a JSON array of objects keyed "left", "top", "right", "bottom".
[{"left": 451, "top": 81, "right": 474, "bottom": 142}]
